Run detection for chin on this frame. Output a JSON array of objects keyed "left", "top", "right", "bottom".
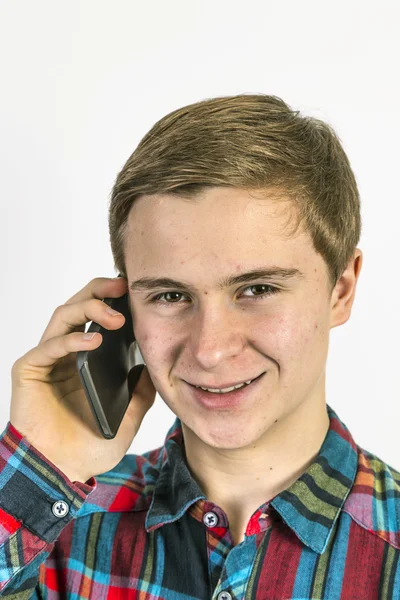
[{"left": 180, "top": 411, "right": 265, "bottom": 451}]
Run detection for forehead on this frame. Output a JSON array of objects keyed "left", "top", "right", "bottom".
[{"left": 125, "top": 187, "right": 319, "bottom": 273}]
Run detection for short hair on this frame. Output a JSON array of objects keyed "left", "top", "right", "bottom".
[{"left": 108, "top": 94, "right": 361, "bottom": 294}]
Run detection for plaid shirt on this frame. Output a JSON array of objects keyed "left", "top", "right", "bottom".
[{"left": 0, "top": 403, "right": 399, "bottom": 599}]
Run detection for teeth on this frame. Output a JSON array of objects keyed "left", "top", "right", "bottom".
[{"left": 195, "top": 379, "right": 253, "bottom": 394}]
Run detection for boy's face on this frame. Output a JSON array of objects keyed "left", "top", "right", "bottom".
[{"left": 126, "top": 187, "right": 362, "bottom": 450}]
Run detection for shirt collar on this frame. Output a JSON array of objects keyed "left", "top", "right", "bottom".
[{"left": 145, "top": 403, "right": 358, "bottom": 554}]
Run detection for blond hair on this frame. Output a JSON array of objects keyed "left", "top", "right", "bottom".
[{"left": 108, "top": 94, "right": 361, "bottom": 294}]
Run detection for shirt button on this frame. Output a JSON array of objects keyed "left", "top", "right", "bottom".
[
  {"left": 52, "top": 500, "right": 69, "bottom": 518},
  {"left": 203, "top": 511, "right": 219, "bottom": 527},
  {"left": 217, "top": 592, "right": 232, "bottom": 600}
]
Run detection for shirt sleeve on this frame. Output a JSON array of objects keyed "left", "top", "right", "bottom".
[{"left": 0, "top": 421, "right": 97, "bottom": 597}]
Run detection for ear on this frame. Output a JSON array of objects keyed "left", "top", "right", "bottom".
[{"left": 330, "top": 248, "right": 363, "bottom": 329}]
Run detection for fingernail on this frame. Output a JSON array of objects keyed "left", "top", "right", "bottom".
[
  {"left": 106, "top": 307, "right": 121, "bottom": 316},
  {"left": 83, "top": 332, "right": 97, "bottom": 340}
]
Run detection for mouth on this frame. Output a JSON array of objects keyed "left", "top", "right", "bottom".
[
  {"left": 188, "top": 371, "right": 265, "bottom": 393},
  {"left": 185, "top": 371, "right": 266, "bottom": 409}
]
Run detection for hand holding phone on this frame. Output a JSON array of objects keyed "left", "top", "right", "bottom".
[
  {"left": 9, "top": 277, "right": 157, "bottom": 483},
  {"left": 76, "top": 274, "right": 148, "bottom": 439}
]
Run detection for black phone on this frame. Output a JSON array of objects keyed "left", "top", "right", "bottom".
[{"left": 76, "top": 274, "right": 145, "bottom": 439}]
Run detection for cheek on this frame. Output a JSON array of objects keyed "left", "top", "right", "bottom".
[
  {"left": 262, "top": 309, "right": 327, "bottom": 364},
  {"left": 133, "top": 327, "right": 172, "bottom": 392},
  {"left": 134, "top": 321, "right": 175, "bottom": 367}
]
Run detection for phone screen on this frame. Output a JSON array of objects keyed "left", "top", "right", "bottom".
[{"left": 76, "top": 277, "right": 145, "bottom": 439}]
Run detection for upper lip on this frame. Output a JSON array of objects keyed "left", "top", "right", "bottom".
[{"left": 187, "top": 372, "right": 264, "bottom": 389}]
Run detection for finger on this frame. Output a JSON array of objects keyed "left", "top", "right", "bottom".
[
  {"left": 12, "top": 331, "right": 103, "bottom": 377},
  {"left": 64, "top": 277, "right": 127, "bottom": 306},
  {"left": 39, "top": 279, "right": 128, "bottom": 344}
]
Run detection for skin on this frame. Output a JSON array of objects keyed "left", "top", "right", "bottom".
[{"left": 125, "top": 186, "right": 363, "bottom": 546}]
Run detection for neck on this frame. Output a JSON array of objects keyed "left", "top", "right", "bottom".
[{"left": 181, "top": 387, "right": 330, "bottom": 523}]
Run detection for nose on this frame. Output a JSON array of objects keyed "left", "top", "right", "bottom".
[{"left": 188, "top": 305, "right": 246, "bottom": 368}]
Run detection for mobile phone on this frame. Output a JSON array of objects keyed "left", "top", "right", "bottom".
[{"left": 76, "top": 274, "right": 145, "bottom": 439}]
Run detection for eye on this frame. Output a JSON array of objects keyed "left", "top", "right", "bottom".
[
  {"left": 149, "top": 284, "right": 280, "bottom": 306},
  {"left": 241, "top": 284, "right": 280, "bottom": 299}
]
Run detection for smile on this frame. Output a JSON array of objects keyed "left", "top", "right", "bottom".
[{"left": 190, "top": 372, "right": 265, "bottom": 394}]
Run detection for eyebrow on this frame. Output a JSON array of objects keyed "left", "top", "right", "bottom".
[{"left": 130, "top": 267, "right": 305, "bottom": 294}]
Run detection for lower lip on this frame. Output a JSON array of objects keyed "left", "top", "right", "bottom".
[{"left": 186, "top": 372, "right": 265, "bottom": 410}]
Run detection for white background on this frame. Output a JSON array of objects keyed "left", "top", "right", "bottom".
[{"left": 1, "top": 1, "right": 399, "bottom": 467}]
